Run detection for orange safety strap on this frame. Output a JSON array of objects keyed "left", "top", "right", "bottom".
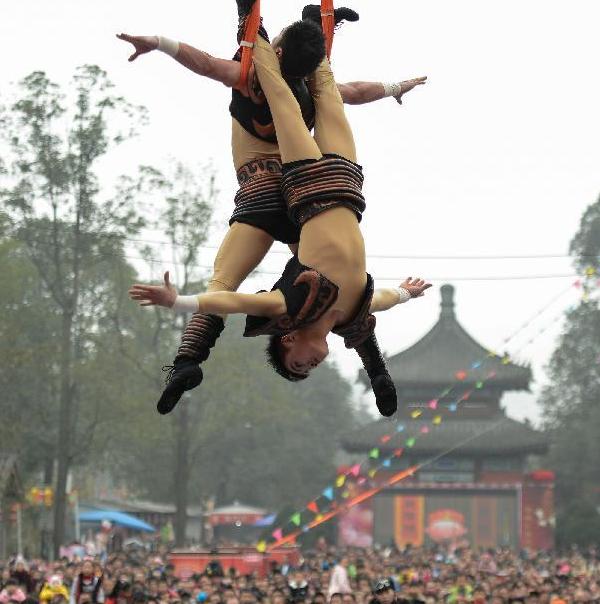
[
  {"left": 321, "top": 0, "right": 335, "bottom": 59},
  {"left": 236, "top": 0, "right": 261, "bottom": 92}
]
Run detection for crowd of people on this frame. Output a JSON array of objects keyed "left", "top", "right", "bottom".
[{"left": 1, "top": 545, "right": 600, "bottom": 604}]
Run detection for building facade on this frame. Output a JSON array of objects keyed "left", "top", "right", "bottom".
[{"left": 339, "top": 285, "right": 554, "bottom": 550}]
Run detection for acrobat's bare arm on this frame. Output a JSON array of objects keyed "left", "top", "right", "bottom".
[
  {"left": 338, "top": 77, "right": 427, "bottom": 105},
  {"left": 116, "top": 34, "right": 240, "bottom": 87},
  {"left": 129, "top": 272, "right": 286, "bottom": 318},
  {"left": 369, "top": 277, "right": 432, "bottom": 313},
  {"left": 117, "top": 34, "right": 427, "bottom": 104}
]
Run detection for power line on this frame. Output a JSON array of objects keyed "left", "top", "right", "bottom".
[
  {"left": 113, "top": 237, "right": 598, "bottom": 261},
  {"left": 498, "top": 284, "right": 575, "bottom": 347},
  {"left": 8, "top": 237, "right": 581, "bottom": 282},
  {"left": 5, "top": 224, "right": 592, "bottom": 261},
  {"left": 121, "top": 253, "right": 580, "bottom": 281}
]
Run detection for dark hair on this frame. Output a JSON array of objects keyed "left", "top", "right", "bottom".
[
  {"left": 373, "top": 578, "right": 395, "bottom": 594},
  {"left": 278, "top": 20, "right": 326, "bottom": 79},
  {"left": 266, "top": 335, "right": 308, "bottom": 382}
]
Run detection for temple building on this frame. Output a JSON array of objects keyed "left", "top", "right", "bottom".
[{"left": 339, "top": 285, "right": 554, "bottom": 550}]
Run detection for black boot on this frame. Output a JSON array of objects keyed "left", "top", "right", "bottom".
[
  {"left": 156, "top": 314, "right": 225, "bottom": 415},
  {"left": 157, "top": 360, "right": 204, "bottom": 416},
  {"left": 370, "top": 374, "right": 398, "bottom": 418},
  {"left": 236, "top": 0, "right": 268, "bottom": 45},
  {"left": 301, "top": 5, "right": 359, "bottom": 28},
  {"left": 236, "top": 0, "right": 257, "bottom": 20},
  {"left": 355, "top": 332, "right": 397, "bottom": 417}
]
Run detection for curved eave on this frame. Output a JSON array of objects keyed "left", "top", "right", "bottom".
[
  {"left": 341, "top": 418, "right": 549, "bottom": 457},
  {"left": 342, "top": 440, "right": 549, "bottom": 457},
  {"left": 359, "top": 317, "right": 532, "bottom": 392},
  {"left": 358, "top": 371, "right": 532, "bottom": 393}
]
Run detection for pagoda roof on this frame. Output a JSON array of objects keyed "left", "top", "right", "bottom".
[
  {"left": 361, "top": 285, "right": 531, "bottom": 391},
  {"left": 342, "top": 415, "right": 548, "bottom": 456},
  {"left": 210, "top": 502, "right": 267, "bottom": 516}
]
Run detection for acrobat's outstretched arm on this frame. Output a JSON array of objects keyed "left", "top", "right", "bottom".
[
  {"left": 338, "top": 77, "right": 428, "bottom": 105},
  {"left": 129, "top": 272, "right": 286, "bottom": 318},
  {"left": 116, "top": 34, "right": 241, "bottom": 87},
  {"left": 116, "top": 35, "right": 427, "bottom": 106},
  {"left": 369, "top": 277, "right": 432, "bottom": 313}
]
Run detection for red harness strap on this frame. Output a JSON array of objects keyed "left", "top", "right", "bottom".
[
  {"left": 236, "top": 0, "right": 261, "bottom": 92},
  {"left": 321, "top": 0, "right": 335, "bottom": 59}
]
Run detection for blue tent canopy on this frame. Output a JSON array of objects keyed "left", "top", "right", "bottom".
[
  {"left": 253, "top": 513, "right": 276, "bottom": 527},
  {"left": 79, "top": 510, "right": 155, "bottom": 533}
]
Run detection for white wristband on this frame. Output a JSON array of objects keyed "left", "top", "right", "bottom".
[
  {"left": 394, "top": 287, "right": 412, "bottom": 304},
  {"left": 172, "top": 295, "right": 200, "bottom": 313},
  {"left": 157, "top": 36, "right": 180, "bottom": 58},
  {"left": 383, "top": 82, "right": 403, "bottom": 98}
]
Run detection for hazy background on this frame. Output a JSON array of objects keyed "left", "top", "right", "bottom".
[{"left": 3, "top": 0, "right": 599, "bottom": 421}]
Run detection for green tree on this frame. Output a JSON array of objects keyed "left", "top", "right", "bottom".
[
  {"left": 1, "top": 65, "right": 151, "bottom": 555},
  {"left": 0, "top": 224, "right": 164, "bottom": 556},
  {"left": 569, "top": 195, "right": 600, "bottom": 275},
  {"left": 145, "top": 161, "right": 215, "bottom": 547},
  {"left": 0, "top": 232, "right": 59, "bottom": 477},
  {"left": 541, "top": 194, "right": 600, "bottom": 544},
  {"left": 112, "top": 313, "right": 358, "bottom": 521}
]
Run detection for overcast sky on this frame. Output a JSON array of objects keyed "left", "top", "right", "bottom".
[{"left": 3, "top": 0, "right": 599, "bottom": 423}]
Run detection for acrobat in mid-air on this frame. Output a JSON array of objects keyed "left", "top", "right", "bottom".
[{"left": 124, "top": 0, "right": 431, "bottom": 417}]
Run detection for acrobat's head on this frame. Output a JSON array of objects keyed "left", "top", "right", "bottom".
[
  {"left": 271, "top": 20, "right": 325, "bottom": 80},
  {"left": 266, "top": 328, "right": 329, "bottom": 381}
]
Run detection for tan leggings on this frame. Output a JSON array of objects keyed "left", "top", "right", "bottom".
[
  {"left": 211, "top": 120, "right": 280, "bottom": 299},
  {"left": 208, "top": 39, "right": 356, "bottom": 307},
  {"left": 252, "top": 35, "right": 356, "bottom": 163},
  {"left": 208, "top": 222, "right": 274, "bottom": 294}
]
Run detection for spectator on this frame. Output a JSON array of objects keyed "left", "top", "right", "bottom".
[
  {"left": 371, "top": 579, "right": 396, "bottom": 604},
  {"left": 447, "top": 575, "right": 473, "bottom": 604},
  {"left": 11, "top": 560, "right": 33, "bottom": 595},
  {"left": 3, "top": 542, "right": 600, "bottom": 603},
  {"left": 329, "top": 559, "right": 351, "bottom": 598},
  {"left": 205, "top": 555, "right": 223, "bottom": 580},
  {"left": 70, "top": 561, "right": 104, "bottom": 604},
  {"left": 0, "top": 580, "right": 26, "bottom": 604},
  {"left": 39, "top": 577, "right": 69, "bottom": 604},
  {"left": 288, "top": 571, "right": 308, "bottom": 604}
]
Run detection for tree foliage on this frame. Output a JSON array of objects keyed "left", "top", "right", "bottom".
[
  {"left": 1, "top": 65, "right": 155, "bottom": 554},
  {"left": 541, "top": 194, "right": 600, "bottom": 546},
  {"left": 0, "top": 66, "right": 360, "bottom": 553},
  {"left": 110, "top": 315, "right": 357, "bottom": 512}
]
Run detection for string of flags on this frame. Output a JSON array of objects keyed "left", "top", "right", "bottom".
[{"left": 256, "top": 269, "right": 598, "bottom": 553}]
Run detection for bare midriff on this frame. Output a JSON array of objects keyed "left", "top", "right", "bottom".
[
  {"left": 298, "top": 206, "right": 367, "bottom": 323},
  {"left": 231, "top": 119, "right": 280, "bottom": 171}
]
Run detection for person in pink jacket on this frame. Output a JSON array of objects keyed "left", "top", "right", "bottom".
[{"left": 0, "top": 580, "right": 26, "bottom": 604}]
